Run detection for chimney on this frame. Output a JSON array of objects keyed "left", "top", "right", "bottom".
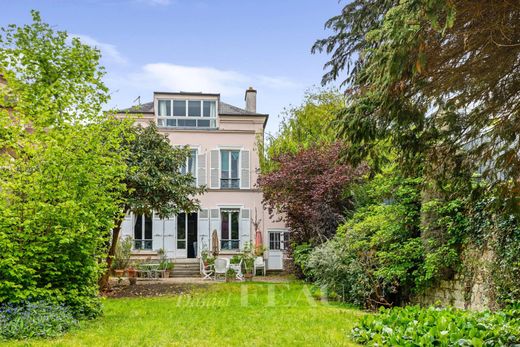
[{"left": 245, "top": 86, "right": 257, "bottom": 113}]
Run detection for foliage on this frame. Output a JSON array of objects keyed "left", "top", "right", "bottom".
[
  {"left": 260, "top": 89, "right": 344, "bottom": 173},
  {"left": 352, "top": 305, "right": 520, "bottom": 346},
  {"left": 306, "top": 168, "right": 425, "bottom": 308},
  {"left": 112, "top": 236, "right": 133, "bottom": 270},
  {"left": 0, "top": 10, "right": 108, "bottom": 128},
  {"left": 0, "top": 301, "right": 78, "bottom": 340},
  {"left": 259, "top": 142, "right": 366, "bottom": 246},
  {"left": 292, "top": 243, "right": 313, "bottom": 279},
  {"left": 100, "top": 122, "right": 205, "bottom": 288},
  {"left": 0, "top": 12, "right": 130, "bottom": 317},
  {"left": 313, "top": 1, "right": 520, "bottom": 197}
]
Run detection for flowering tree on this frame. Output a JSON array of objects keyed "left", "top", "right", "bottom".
[{"left": 258, "top": 142, "right": 367, "bottom": 245}]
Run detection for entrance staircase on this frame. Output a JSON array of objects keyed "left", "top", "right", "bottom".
[{"left": 171, "top": 259, "right": 200, "bottom": 278}]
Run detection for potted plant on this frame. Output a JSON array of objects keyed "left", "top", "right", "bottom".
[
  {"left": 242, "top": 242, "right": 255, "bottom": 281},
  {"left": 127, "top": 264, "right": 137, "bottom": 285},
  {"left": 112, "top": 236, "right": 132, "bottom": 277},
  {"left": 226, "top": 268, "right": 236, "bottom": 282},
  {"left": 158, "top": 248, "right": 173, "bottom": 278}
]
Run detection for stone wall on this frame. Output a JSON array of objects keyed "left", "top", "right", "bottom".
[{"left": 413, "top": 247, "right": 497, "bottom": 311}]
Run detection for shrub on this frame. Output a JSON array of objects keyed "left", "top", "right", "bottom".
[
  {"left": 351, "top": 305, "right": 520, "bottom": 346},
  {"left": 0, "top": 301, "right": 78, "bottom": 340},
  {"left": 306, "top": 171, "right": 425, "bottom": 308}
]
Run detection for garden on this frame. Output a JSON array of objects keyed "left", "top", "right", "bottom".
[{"left": 1, "top": 1, "right": 520, "bottom": 346}]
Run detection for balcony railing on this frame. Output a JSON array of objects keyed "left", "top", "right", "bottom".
[
  {"left": 220, "top": 178, "right": 240, "bottom": 189},
  {"left": 134, "top": 240, "right": 153, "bottom": 250},
  {"left": 221, "top": 239, "right": 239, "bottom": 250}
]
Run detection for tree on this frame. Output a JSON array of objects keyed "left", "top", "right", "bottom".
[
  {"left": 0, "top": 12, "right": 134, "bottom": 317},
  {"left": 313, "top": 1, "right": 520, "bottom": 199},
  {"left": 260, "top": 89, "right": 343, "bottom": 173},
  {"left": 99, "top": 122, "right": 205, "bottom": 289},
  {"left": 258, "top": 142, "right": 366, "bottom": 246}
]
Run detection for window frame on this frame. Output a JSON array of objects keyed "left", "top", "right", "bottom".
[
  {"left": 133, "top": 214, "right": 153, "bottom": 250},
  {"left": 156, "top": 99, "right": 217, "bottom": 129},
  {"left": 180, "top": 148, "right": 198, "bottom": 186},
  {"left": 220, "top": 209, "right": 240, "bottom": 250},
  {"left": 220, "top": 149, "right": 240, "bottom": 189}
]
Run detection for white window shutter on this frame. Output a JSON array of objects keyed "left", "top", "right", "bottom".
[
  {"left": 198, "top": 209, "right": 210, "bottom": 253},
  {"left": 209, "top": 209, "right": 220, "bottom": 251},
  {"left": 240, "top": 208, "right": 251, "bottom": 251},
  {"left": 163, "top": 217, "right": 176, "bottom": 258},
  {"left": 197, "top": 152, "right": 207, "bottom": 187},
  {"left": 120, "top": 212, "right": 133, "bottom": 239},
  {"left": 210, "top": 150, "right": 220, "bottom": 189},
  {"left": 240, "top": 150, "right": 250, "bottom": 189},
  {"left": 152, "top": 213, "right": 163, "bottom": 252}
]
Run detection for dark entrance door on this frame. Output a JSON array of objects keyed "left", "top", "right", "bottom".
[{"left": 187, "top": 212, "right": 198, "bottom": 258}]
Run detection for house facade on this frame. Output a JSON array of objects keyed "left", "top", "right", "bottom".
[{"left": 118, "top": 88, "right": 288, "bottom": 270}]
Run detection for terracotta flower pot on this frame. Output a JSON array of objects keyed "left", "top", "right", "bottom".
[{"left": 114, "top": 269, "right": 125, "bottom": 277}]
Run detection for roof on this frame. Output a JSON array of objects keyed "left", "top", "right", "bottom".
[{"left": 118, "top": 100, "right": 267, "bottom": 117}]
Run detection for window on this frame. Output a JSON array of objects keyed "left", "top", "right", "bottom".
[
  {"left": 157, "top": 99, "right": 217, "bottom": 128},
  {"left": 173, "top": 100, "right": 186, "bottom": 117},
  {"left": 220, "top": 150, "right": 240, "bottom": 189},
  {"left": 158, "top": 100, "right": 171, "bottom": 116},
  {"left": 134, "top": 214, "right": 152, "bottom": 250},
  {"left": 221, "top": 209, "right": 239, "bottom": 250},
  {"left": 188, "top": 100, "right": 201, "bottom": 117},
  {"left": 180, "top": 149, "right": 197, "bottom": 182},
  {"left": 177, "top": 213, "right": 186, "bottom": 250},
  {"left": 269, "top": 231, "right": 289, "bottom": 250}
]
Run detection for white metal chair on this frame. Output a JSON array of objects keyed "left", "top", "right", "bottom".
[
  {"left": 253, "top": 256, "right": 266, "bottom": 276},
  {"left": 229, "top": 259, "right": 244, "bottom": 281},
  {"left": 200, "top": 257, "right": 214, "bottom": 280},
  {"left": 214, "top": 258, "right": 228, "bottom": 281}
]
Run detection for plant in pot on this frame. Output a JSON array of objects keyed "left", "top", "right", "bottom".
[
  {"left": 158, "top": 248, "right": 173, "bottom": 278},
  {"left": 226, "top": 268, "right": 236, "bottom": 282},
  {"left": 127, "top": 262, "right": 137, "bottom": 285},
  {"left": 112, "top": 236, "right": 132, "bottom": 278},
  {"left": 242, "top": 242, "right": 255, "bottom": 281}
]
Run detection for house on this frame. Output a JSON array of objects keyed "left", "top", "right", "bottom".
[{"left": 117, "top": 88, "right": 289, "bottom": 270}]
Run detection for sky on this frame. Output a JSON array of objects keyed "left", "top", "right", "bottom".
[{"left": 0, "top": 0, "right": 343, "bottom": 135}]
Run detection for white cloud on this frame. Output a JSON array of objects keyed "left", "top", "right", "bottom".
[
  {"left": 126, "top": 63, "right": 301, "bottom": 97},
  {"left": 71, "top": 34, "right": 127, "bottom": 65}
]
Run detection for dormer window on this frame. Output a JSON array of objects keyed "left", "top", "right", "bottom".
[{"left": 157, "top": 99, "right": 217, "bottom": 128}]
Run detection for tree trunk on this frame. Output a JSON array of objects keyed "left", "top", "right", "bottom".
[{"left": 99, "top": 214, "right": 125, "bottom": 291}]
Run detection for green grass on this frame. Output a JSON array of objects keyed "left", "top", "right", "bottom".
[{"left": 3, "top": 282, "right": 364, "bottom": 347}]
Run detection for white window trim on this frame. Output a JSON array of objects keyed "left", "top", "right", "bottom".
[
  {"left": 219, "top": 148, "right": 241, "bottom": 189},
  {"left": 133, "top": 213, "right": 153, "bottom": 251},
  {"left": 156, "top": 98, "right": 218, "bottom": 128}
]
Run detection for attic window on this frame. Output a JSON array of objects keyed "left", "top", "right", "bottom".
[{"left": 157, "top": 99, "right": 217, "bottom": 128}]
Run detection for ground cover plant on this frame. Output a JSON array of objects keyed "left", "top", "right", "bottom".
[
  {"left": 4, "top": 282, "right": 365, "bottom": 347},
  {"left": 351, "top": 305, "right": 520, "bottom": 346}
]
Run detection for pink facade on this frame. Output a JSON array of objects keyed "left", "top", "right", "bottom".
[{"left": 118, "top": 89, "right": 287, "bottom": 270}]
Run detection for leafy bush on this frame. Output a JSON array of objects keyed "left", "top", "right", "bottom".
[
  {"left": 0, "top": 301, "right": 78, "bottom": 340},
  {"left": 351, "top": 305, "right": 520, "bottom": 346},
  {"left": 292, "top": 243, "right": 313, "bottom": 278},
  {"left": 306, "top": 171, "right": 424, "bottom": 308}
]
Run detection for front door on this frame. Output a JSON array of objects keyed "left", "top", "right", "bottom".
[{"left": 176, "top": 213, "right": 198, "bottom": 258}]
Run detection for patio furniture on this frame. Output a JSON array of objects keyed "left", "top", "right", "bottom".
[
  {"left": 200, "top": 257, "right": 214, "bottom": 280},
  {"left": 139, "top": 263, "right": 162, "bottom": 279},
  {"left": 229, "top": 259, "right": 244, "bottom": 281},
  {"left": 214, "top": 258, "right": 228, "bottom": 281},
  {"left": 254, "top": 256, "right": 266, "bottom": 276}
]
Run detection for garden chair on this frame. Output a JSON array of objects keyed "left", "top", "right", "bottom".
[
  {"left": 200, "top": 257, "right": 214, "bottom": 280},
  {"left": 254, "top": 256, "right": 266, "bottom": 276},
  {"left": 214, "top": 258, "right": 228, "bottom": 281}
]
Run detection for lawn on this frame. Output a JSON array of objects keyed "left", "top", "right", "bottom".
[{"left": 4, "top": 282, "right": 364, "bottom": 347}]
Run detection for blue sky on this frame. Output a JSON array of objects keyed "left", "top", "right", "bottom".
[{"left": 1, "top": 0, "right": 343, "bottom": 134}]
